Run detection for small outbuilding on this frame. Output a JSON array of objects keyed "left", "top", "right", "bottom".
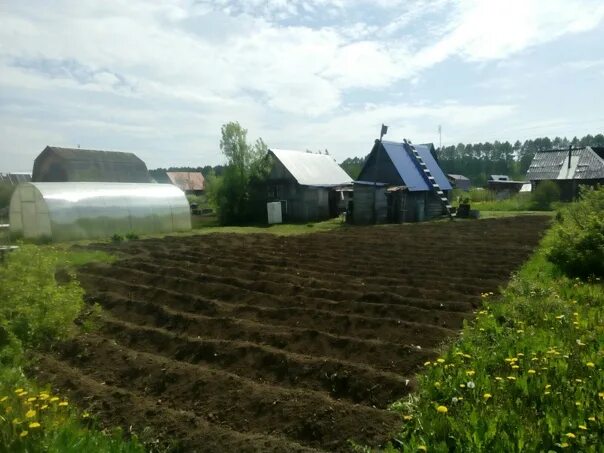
[
  {"left": 32, "top": 146, "right": 152, "bottom": 183},
  {"left": 0, "top": 173, "right": 32, "bottom": 186},
  {"left": 9, "top": 182, "right": 191, "bottom": 241},
  {"left": 267, "top": 149, "right": 352, "bottom": 222},
  {"left": 353, "top": 140, "right": 452, "bottom": 224},
  {"left": 447, "top": 173, "right": 471, "bottom": 191},
  {"left": 526, "top": 147, "right": 604, "bottom": 201},
  {"left": 166, "top": 171, "right": 205, "bottom": 195},
  {"left": 486, "top": 174, "right": 525, "bottom": 198}
]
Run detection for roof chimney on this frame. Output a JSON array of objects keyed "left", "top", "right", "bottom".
[{"left": 568, "top": 146, "right": 572, "bottom": 169}]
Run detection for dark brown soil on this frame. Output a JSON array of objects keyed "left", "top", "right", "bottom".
[{"left": 29, "top": 216, "right": 550, "bottom": 452}]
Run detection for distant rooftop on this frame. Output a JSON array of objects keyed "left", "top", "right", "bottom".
[
  {"left": 269, "top": 149, "right": 352, "bottom": 187},
  {"left": 526, "top": 147, "right": 604, "bottom": 181}
]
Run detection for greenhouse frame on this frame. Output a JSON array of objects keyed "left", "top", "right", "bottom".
[{"left": 10, "top": 182, "right": 191, "bottom": 241}]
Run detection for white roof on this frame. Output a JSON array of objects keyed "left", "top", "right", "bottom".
[{"left": 270, "top": 149, "right": 352, "bottom": 187}]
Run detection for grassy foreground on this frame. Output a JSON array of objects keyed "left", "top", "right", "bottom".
[
  {"left": 0, "top": 245, "right": 143, "bottom": 452},
  {"left": 385, "top": 228, "right": 603, "bottom": 451}
]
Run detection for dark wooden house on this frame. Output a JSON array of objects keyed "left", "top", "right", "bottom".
[
  {"left": 526, "top": 147, "right": 604, "bottom": 201},
  {"left": 447, "top": 173, "right": 471, "bottom": 191},
  {"left": 267, "top": 149, "right": 352, "bottom": 222},
  {"left": 32, "top": 146, "right": 151, "bottom": 183},
  {"left": 353, "top": 140, "right": 452, "bottom": 224}
]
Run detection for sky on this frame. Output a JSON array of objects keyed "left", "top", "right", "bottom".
[{"left": 1, "top": 0, "right": 604, "bottom": 171}]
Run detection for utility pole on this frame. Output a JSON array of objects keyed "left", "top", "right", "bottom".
[{"left": 438, "top": 125, "right": 442, "bottom": 149}]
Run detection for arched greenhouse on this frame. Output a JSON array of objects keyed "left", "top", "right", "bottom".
[{"left": 10, "top": 182, "right": 191, "bottom": 241}]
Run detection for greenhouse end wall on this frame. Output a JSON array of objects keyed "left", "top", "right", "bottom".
[{"left": 10, "top": 182, "right": 191, "bottom": 241}]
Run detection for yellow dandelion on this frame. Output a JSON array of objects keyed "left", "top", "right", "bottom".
[
  {"left": 507, "top": 376, "right": 516, "bottom": 380},
  {"left": 544, "top": 391, "right": 551, "bottom": 395},
  {"left": 403, "top": 415, "right": 413, "bottom": 421},
  {"left": 40, "top": 404, "right": 48, "bottom": 410},
  {"left": 436, "top": 405, "right": 448, "bottom": 414},
  {"left": 588, "top": 416, "right": 596, "bottom": 422},
  {"left": 599, "top": 392, "right": 604, "bottom": 399},
  {"left": 565, "top": 432, "right": 575, "bottom": 439},
  {"left": 575, "top": 379, "right": 583, "bottom": 383},
  {"left": 555, "top": 315, "right": 564, "bottom": 319},
  {"left": 28, "top": 422, "right": 41, "bottom": 429},
  {"left": 0, "top": 396, "right": 7, "bottom": 403},
  {"left": 560, "top": 442, "right": 569, "bottom": 448},
  {"left": 25, "top": 409, "right": 36, "bottom": 419},
  {"left": 459, "top": 384, "right": 466, "bottom": 388},
  {"left": 436, "top": 358, "right": 445, "bottom": 364},
  {"left": 545, "top": 384, "right": 551, "bottom": 389},
  {"left": 27, "top": 397, "right": 37, "bottom": 403},
  {"left": 495, "top": 377, "right": 503, "bottom": 381},
  {"left": 424, "top": 361, "right": 431, "bottom": 366},
  {"left": 575, "top": 402, "right": 581, "bottom": 406},
  {"left": 479, "top": 328, "right": 485, "bottom": 332},
  {"left": 466, "top": 370, "right": 475, "bottom": 376},
  {"left": 12, "top": 418, "right": 20, "bottom": 424},
  {"left": 517, "top": 353, "right": 524, "bottom": 357},
  {"left": 17, "top": 391, "right": 27, "bottom": 397},
  {"left": 586, "top": 362, "right": 595, "bottom": 368},
  {"left": 19, "top": 430, "right": 28, "bottom": 438},
  {"left": 463, "top": 354, "right": 471, "bottom": 359},
  {"left": 49, "top": 397, "right": 60, "bottom": 403},
  {"left": 528, "top": 369, "right": 536, "bottom": 374},
  {"left": 578, "top": 425, "right": 587, "bottom": 430},
  {"left": 511, "top": 365, "right": 520, "bottom": 369},
  {"left": 516, "top": 330, "right": 524, "bottom": 333},
  {"left": 14, "top": 388, "right": 24, "bottom": 394},
  {"left": 58, "top": 401, "right": 69, "bottom": 407},
  {"left": 418, "top": 447, "right": 427, "bottom": 452},
  {"left": 38, "top": 393, "right": 49, "bottom": 401},
  {"left": 483, "top": 393, "right": 492, "bottom": 400}
]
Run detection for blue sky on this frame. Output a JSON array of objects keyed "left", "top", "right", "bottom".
[{"left": 1, "top": 0, "right": 604, "bottom": 171}]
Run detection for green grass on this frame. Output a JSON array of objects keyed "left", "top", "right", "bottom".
[
  {"left": 0, "top": 245, "right": 143, "bottom": 452},
  {"left": 478, "top": 211, "right": 557, "bottom": 219},
  {"left": 472, "top": 193, "right": 535, "bottom": 211},
  {"left": 187, "top": 216, "right": 345, "bottom": 236},
  {"left": 383, "top": 228, "right": 604, "bottom": 452}
]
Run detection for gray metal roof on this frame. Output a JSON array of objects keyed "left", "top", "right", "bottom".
[
  {"left": 489, "top": 174, "right": 510, "bottom": 181},
  {"left": 269, "top": 149, "right": 352, "bottom": 187},
  {"left": 448, "top": 174, "right": 469, "bottom": 181},
  {"left": 381, "top": 141, "right": 452, "bottom": 192},
  {"left": 0, "top": 172, "right": 31, "bottom": 185},
  {"left": 526, "top": 147, "right": 604, "bottom": 181}
]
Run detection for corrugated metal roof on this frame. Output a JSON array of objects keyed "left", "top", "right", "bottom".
[
  {"left": 0, "top": 173, "right": 31, "bottom": 185},
  {"left": 448, "top": 174, "right": 469, "bottom": 181},
  {"left": 166, "top": 172, "right": 205, "bottom": 191},
  {"left": 527, "top": 147, "right": 604, "bottom": 180},
  {"left": 381, "top": 141, "right": 452, "bottom": 192},
  {"left": 489, "top": 175, "right": 510, "bottom": 181},
  {"left": 269, "top": 149, "right": 352, "bottom": 187}
]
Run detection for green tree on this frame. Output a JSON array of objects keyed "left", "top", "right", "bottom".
[{"left": 216, "top": 122, "right": 270, "bottom": 224}]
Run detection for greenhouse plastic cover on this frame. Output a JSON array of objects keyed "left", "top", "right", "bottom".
[{"left": 10, "top": 182, "right": 191, "bottom": 241}]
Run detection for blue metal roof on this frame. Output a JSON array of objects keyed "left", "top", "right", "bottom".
[{"left": 381, "top": 141, "right": 452, "bottom": 192}]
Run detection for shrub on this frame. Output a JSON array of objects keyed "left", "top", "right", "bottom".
[
  {"left": 125, "top": 232, "right": 139, "bottom": 240},
  {"left": 531, "top": 180, "right": 560, "bottom": 210},
  {"left": 111, "top": 234, "right": 124, "bottom": 243},
  {"left": 546, "top": 186, "right": 604, "bottom": 279},
  {"left": 0, "top": 245, "right": 84, "bottom": 361},
  {"left": 0, "top": 183, "right": 14, "bottom": 210}
]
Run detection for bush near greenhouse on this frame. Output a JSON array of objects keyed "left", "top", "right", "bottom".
[{"left": 546, "top": 186, "right": 604, "bottom": 279}]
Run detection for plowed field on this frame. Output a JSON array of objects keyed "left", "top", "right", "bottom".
[{"left": 30, "top": 216, "right": 550, "bottom": 452}]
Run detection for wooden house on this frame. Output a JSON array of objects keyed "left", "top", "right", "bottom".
[
  {"left": 166, "top": 171, "right": 205, "bottom": 195},
  {"left": 447, "top": 173, "right": 471, "bottom": 191},
  {"left": 267, "top": 149, "right": 352, "bottom": 222},
  {"left": 526, "top": 147, "right": 604, "bottom": 201},
  {"left": 353, "top": 140, "right": 451, "bottom": 224}
]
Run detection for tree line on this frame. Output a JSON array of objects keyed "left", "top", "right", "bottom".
[{"left": 340, "top": 133, "right": 604, "bottom": 186}]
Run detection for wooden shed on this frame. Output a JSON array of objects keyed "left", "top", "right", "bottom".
[
  {"left": 32, "top": 146, "right": 151, "bottom": 183},
  {"left": 353, "top": 140, "right": 452, "bottom": 224},
  {"left": 267, "top": 149, "right": 352, "bottom": 222},
  {"left": 526, "top": 147, "right": 604, "bottom": 201},
  {"left": 166, "top": 171, "right": 205, "bottom": 195}
]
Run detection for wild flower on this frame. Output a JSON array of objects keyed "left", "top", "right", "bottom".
[
  {"left": 465, "top": 370, "right": 475, "bottom": 376},
  {"left": 19, "top": 431, "right": 28, "bottom": 438},
  {"left": 483, "top": 393, "right": 492, "bottom": 400},
  {"left": 467, "top": 381, "right": 476, "bottom": 389},
  {"left": 586, "top": 362, "right": 595, "bottom": 368},
  {"left": 25, "top": 409, "right": 36, "bottom": 419},
  {"left": 28, "top": 422, "right": 41, "bottom": 429},
  {"left": 436, "top": 405, "right": 448, "bottom": 414},
  {"left": 565, "top": 433, "right": 575, "bottom": 439},
  {"left": 58, "top": 401, "right": 69, "bottom": 407},
  {"left": 578, "top": 425, "right": 587, "bottom": 430},
  {"left": 528, "top": 369, "right": 536, "bottom": 374}
]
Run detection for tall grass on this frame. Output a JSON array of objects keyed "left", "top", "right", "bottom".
[
  {"left": 383, "top": 224, "right": 604, "bottom": 451},
  {"left": 0, "top": 245, "right": 143, "bottom": 452}
]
